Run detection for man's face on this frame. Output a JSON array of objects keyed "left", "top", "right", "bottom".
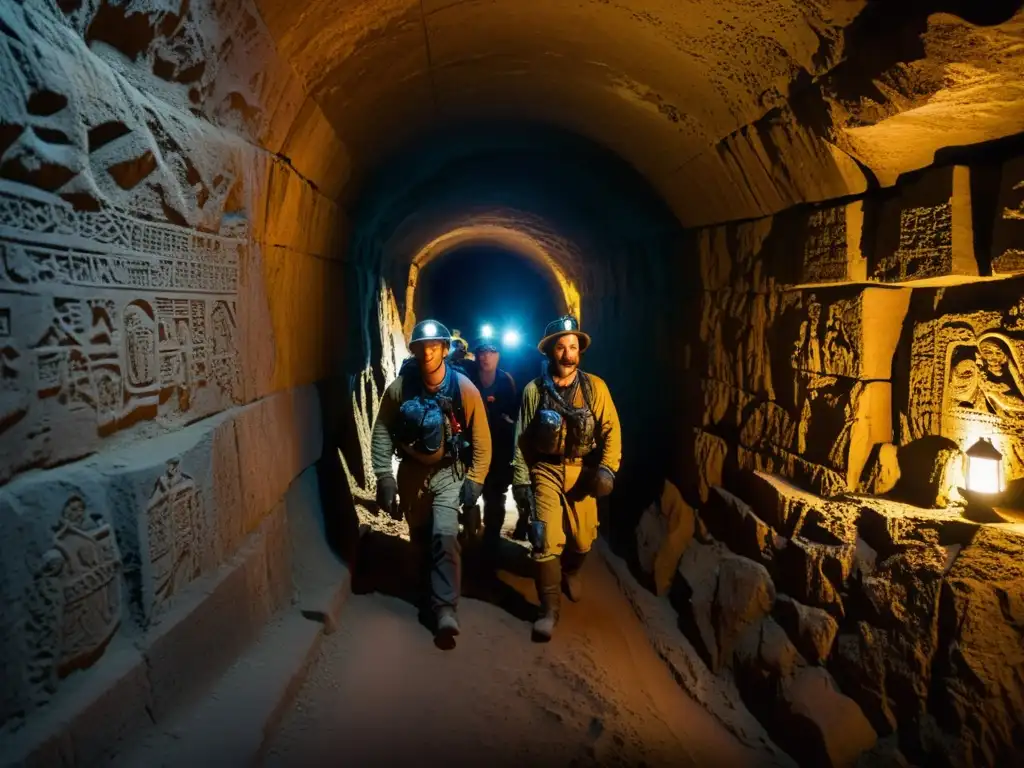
[
  {"left": 477, "top": 349, "right": 499, "bottom": 373},
  {"left": 413, "top": 340, "right": 446, "bottom": 374},
  {"left": 551, "top": 334, "right": 580, "bottom": 377}
]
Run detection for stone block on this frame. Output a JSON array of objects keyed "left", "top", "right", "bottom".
[
  {"left": 693, "top": 429, "right": 729, "bottom": 503},
  {"left": 891, "top": 436, "right": 964, "bottom": 508},
  {"left": 699, "top": 379, "right": 755, "bottom": 432},
  {"left": 855, "top": 497, "right": 978, "bottom": 559},
  {"left": 0, "top": 468, "right": 125, "bottom": 727},
  {"left": 774, "top": 594, "right": 838, "bottom": 665},
  {"left": 635, "top": 480, "right": 696, "bottom": 596},
  {"left": 936, "top": 524, "right": 1024, "bottom": 766},
  {"left": 871, "top": 165, "right": 977, "bottom": 283},
  {"left": 778, "top": 666, "right": 878, "bottom": 768},
  {"left": 777, "top": 535, "right": 853, "bottom": 619},
  {"left": 672, "top": 540, "right": 775, "bottom": 673},
  {"left": 237, "top": 241, "right": 277, "bottom": 405},
  {"left": 704, "top": 486, "right": 784, "bottom": 571},
  {"left": 256, "top": 160, "right": 341, "bottom": 258},
  {"left": 279, "top": 97, "right": 353, "bottom": 201},
  {"left": 739, "top": 374, "right": 892, "bottom": 493},
  {"left": 731, "top": 470, "right": 821, "bottom": 537},
  {"left": 901, "top": 278, "right": 1024, "bottom": 486},
  {"left": 783, "top": 286, "right": 911, "bottom": 381},
  {"left": 697, "top": 217, "right": 775, "bottom": 293},
  {"left": 698, "top": 289, "right": 776, "bottom": 397},
  {"left": 97, "top": 415, "right": 239, "bottom": 625},
  {"left": 989, "top": 154, "right": 1024, "bottom": 276},
  {"left": 141, "top": 506, "right": 291, "bottom": 722},
  {"left": 798, "top": 200, "right": 867, "bottom": 285}
]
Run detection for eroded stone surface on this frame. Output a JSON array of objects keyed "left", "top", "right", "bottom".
[
  {"left": 635, "top": 480, "right": 695, "bottom": 597},
  {"left": 774, "top": 594, "right": 838, "bottom": 665},
  {"left": 991, "top": 155, "right": 1024, "bottom": 275}
]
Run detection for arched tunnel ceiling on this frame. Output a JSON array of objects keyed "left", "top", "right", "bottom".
[{"left": 256, "top": 0, "right": 1024, "bottom": 226}]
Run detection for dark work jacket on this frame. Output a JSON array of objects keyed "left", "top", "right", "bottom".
[{"left": 470, "top": 368, "right": 518, "bottom": 465}]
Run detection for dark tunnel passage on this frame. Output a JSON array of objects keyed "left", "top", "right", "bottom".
[{"left": 2, "top": 1, "right": 1024, "bottom": 767}]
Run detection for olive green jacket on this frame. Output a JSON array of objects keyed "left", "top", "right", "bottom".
[
  {"left": 511, "top": 371, "right": 622, "bottom": 487},
  {"left": 371, "top": 367, "right": 492, "bottom": 486}
]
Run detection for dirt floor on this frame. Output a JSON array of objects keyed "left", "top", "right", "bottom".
[{"left": 260, "top": 504, "right": 767, "bottom": 768}]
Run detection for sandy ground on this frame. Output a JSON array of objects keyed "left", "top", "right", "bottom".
[{"left": 261, "top": 503, "right": 766, "bottom": 768}]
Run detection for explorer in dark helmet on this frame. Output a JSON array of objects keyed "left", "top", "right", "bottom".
[
  {"left": 370, "top": 318, "right": 492, "bottom": 645},
  {"left": 511, "top": 314, "right": 622, "bottom": 641}
]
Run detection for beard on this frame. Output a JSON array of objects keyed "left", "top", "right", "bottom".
[{"left": 552, "top": 356, "right": 578, "bottom": 378}]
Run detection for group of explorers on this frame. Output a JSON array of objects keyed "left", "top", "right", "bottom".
[{"left": 370, "top": 314, "right": 622, "bottom": 643}]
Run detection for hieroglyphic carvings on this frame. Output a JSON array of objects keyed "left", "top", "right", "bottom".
[
  {"left": 874, "top": 204, "right": 953, "bottom": 282},
  {"left": 0, "top": 180, "right": 242, "bottom": 474},
  {"left": 790, "top": 293, "right": 861, "bottom": 380},
  {"left": 143, "top": 459, "right": 204, "bottom": 615},
  {"left": 24, "top": 496, "right": 122, "bottom": 702},
  {"left": 991, "top": 156, "right": 1024, "bottom": 275},
  {"left": 803, "top": 207, "right": 849, "bottom": 283},
  {"left": 908, "top": 306, "right": 1024, "bottom": 481}
]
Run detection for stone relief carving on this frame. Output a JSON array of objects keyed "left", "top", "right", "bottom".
[
  {"left": 790, "top": 293, "right": 861, "bottom": 380},
  {"left": 0, "top": 180, "right": 242, "bottom": 478},
  {"left": 909, "top": 307, "right": 1024, "bottom": 481},
  {"left": 874, "top": 203, "right": 954, "bottom": 282},
  {"left": 803, "top": 207, "right": 848, "bottom": 283},
  {"left": 992, "top": 160, "right": 1024, "bottom": 275},
  {"left": 24, "top": 495, "right": 123, "bottom": 704},
  {"left": 143, "top": 458, "right": 204, "bottom": 616}
]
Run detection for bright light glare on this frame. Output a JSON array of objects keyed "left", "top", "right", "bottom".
[
  {"left": 423, "top": 322, "right": 437, "bottom": 336},
  {"left": 563, "top": 319, "right": 573, "bottom": 330},
  {"left": 502, "top": 329, "right": 520, "bottom": 347},
  {"left": 480, "top": 324, "right": 494, "bottom": 339},
  {"left": 967, "top": 456, "right": 1001, "bottom": 494}
]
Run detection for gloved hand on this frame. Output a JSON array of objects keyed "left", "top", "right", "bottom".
[
  {"left": 460, "top": 478, "right": 484, "bottom": 507},
  {"left": 512, "top": 484, "right": 535, "bottom": 517},
  {"left": 590, "top": 466, "right": 615, "bottom": 498},
  {"left": 529, "top": 518, "right": 548, "bottom": 555},
  {"left": 375, "top": 475, "right": 401, "bottom": 520}
]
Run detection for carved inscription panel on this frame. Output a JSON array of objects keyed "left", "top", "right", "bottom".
[
  {"left": 0, "top": 181, "right": 242, "bottom": 480},
  {"left": 24, "top": 495, "right": 123, "bottom": 704},
  {"left": 908, "top": 298, "right": 1024, "bottom": 481}
]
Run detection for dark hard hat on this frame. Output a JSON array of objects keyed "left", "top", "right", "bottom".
[
  {"left": 410, "top": 319, "right": 452, "bottom": 347},
  {"left": 472, "top": 338, "right": 499, "bottom": 354},
  {"left": 537, "top": 315, "right": 590, "bottom": 355}
]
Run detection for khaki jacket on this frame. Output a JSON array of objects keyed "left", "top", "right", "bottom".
[
  {"left": 371, "top": 368, "right": 492, "bottom": 486},
  {"left": 511, "top": 371, "right": 621, "bottom": 487}
]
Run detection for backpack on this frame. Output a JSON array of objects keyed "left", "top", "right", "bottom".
[{"left": 396, "top": 358, "right": 470, "bottom": 462}]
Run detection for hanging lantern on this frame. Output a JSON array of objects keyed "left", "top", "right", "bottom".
[{"left": 965, "top": 437, "right": 1004, "bottom": 495}]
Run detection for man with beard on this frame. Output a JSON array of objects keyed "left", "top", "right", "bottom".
[
  {"left": 371, "top": 319, "right": 491, "bottom": 643},
  {"left": 511, "top": 315, "right": 621, "bottom": 641},
  {"left": 466, "top": 336, "right": 520, "bottom": 562}
]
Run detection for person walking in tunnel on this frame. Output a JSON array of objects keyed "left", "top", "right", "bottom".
[
  {"left": 466, "top": 335, "right": 520, "bottom": 563},
  {"left": 512, "top": 315, "right": 621, "bottom": 641},
  {"left": 370, "top": 319, "right": 492, "bottom": 642}
]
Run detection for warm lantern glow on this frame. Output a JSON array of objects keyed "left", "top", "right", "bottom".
[{"left": 965, "top": 437, "right": 1004, "bottom": 494}]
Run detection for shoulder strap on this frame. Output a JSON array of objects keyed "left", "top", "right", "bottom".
[
  {"left": 577, "top": 371, "right": 595, "bottom": 412},
  {"left": 448, "top": 371, "right": 466, "bottom": 427}
]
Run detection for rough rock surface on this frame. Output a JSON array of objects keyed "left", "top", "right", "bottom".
[{"left": 635, "top": 480, "right": 696, "bottom": 596}]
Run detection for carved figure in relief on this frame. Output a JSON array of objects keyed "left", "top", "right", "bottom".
[
  {"left": 792, "top": 294, "right": 822, "bottom": 373},
  {"left": 947, "top": 333, "right": 1024, "bottom": 417},
  {"left": 209, "top": 300, "right": 240, "bottom": 399},
  {"left": 823, "top": 304, "right": 855, "bottom": 376},
  {"left": 124, "top": 301, "right": 157, "bottom": 389},
  {"left": 145, "top": 459, "right": 203, "bottom": 613},
  {"left": 24, "top": 496, "right": 123, "bottom": 701}
]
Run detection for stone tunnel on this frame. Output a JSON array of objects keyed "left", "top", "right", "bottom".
[{"left": 2, "top": 0, "right": 1024, "bottom": 766}]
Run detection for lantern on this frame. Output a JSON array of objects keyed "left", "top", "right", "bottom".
[{"left": 965, "top": 437, "right": 1004, "bottom": 495}]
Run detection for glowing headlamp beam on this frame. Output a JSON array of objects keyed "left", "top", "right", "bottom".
[
  {"left": 480, "top": 323, "right": 494, "bottom": 339},
  {"left": 502, "top": 329, "right": 521, "bottom": 347}
]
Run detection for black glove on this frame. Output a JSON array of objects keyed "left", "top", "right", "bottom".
[
  {"left": 460, "top": 478, "right": 484, "bottom": 507},
  {"left": 512, "top": 484, "right": 534, "bottom": 517},
  {"left": 375, "top": 475, "right": 401, "bottom": 520},
  {"left": 591, "top": 466, "right": 615, "bottom": 498}
]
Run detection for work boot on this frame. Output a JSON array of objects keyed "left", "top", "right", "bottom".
[
  {"left": 561, "top": 549, "right": 588, "bottom": 603},
  {"left": 532, "top": 558, "right": 561, "bottom": 642},
  {"left": 436, "top": 606, "right": 460, "bottom": 637}
]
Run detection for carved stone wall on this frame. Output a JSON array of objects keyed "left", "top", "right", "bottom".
[
  {"left": 991, "top": 155, "right": 1024, "bottom": 276},
  {"left": 0, "top": 0, "right": 347, "bottom": 746},
  {"left": 896, "top": 278, "right": 1024, "bottom": 485},
  {"left": 869, "top": 165, "right": 977, "bottom": 284}
]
